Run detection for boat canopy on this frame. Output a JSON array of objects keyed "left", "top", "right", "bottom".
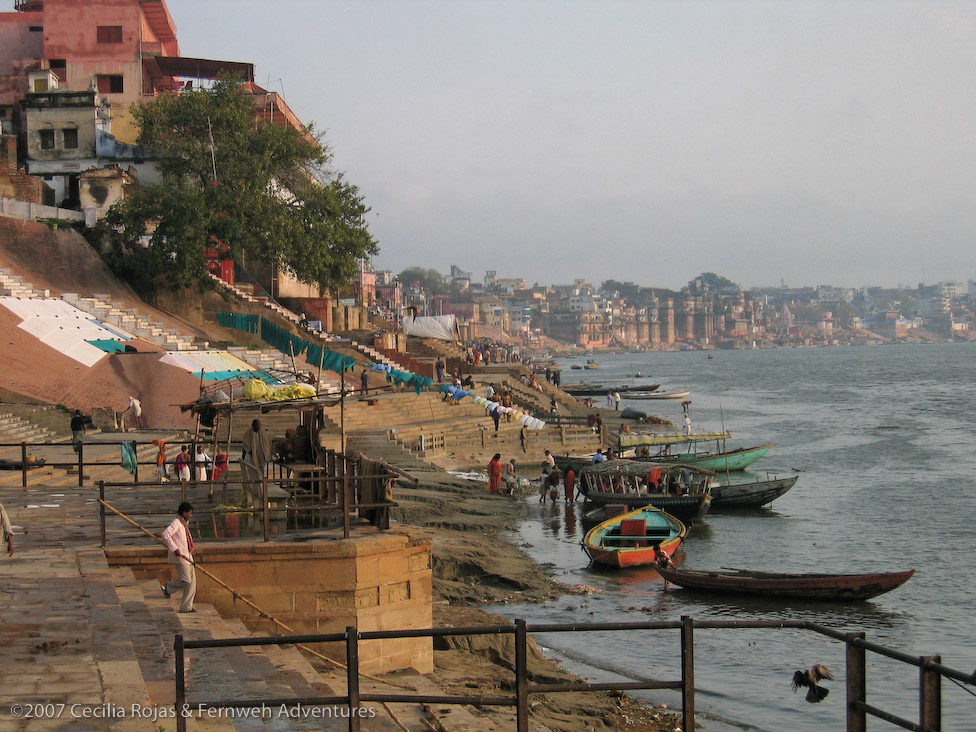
[
  {"left": 618, "top": 430, "right": 731, "bottom": 448},
  {"left": 581, "top": 459, "right": 716, "bottom": 478}
]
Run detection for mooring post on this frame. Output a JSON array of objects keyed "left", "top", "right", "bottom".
[
  {"left": 846, "top": 631, "right": 867, "bottom": 732},
  {"left": 920, "top": 655, "right": 941, "bottom": 732},
  {"left": 346, "top": 626, "right": 361, "bottom": 732},
  {"left": 681, "top": 615, "right": 695, "bottom": 731},
  {"left": 515, "top": 618, "right": 529, "bottom": 732},
  {"left": 174, "top": 634, "right": 186, "bottom": 732}
]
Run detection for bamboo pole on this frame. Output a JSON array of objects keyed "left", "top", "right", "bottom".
[
  {"left": 193, "top": 369, "right": 206, "bottom": 444},
  {"left": 316, "top": 345, "right": 325, "bottom": 397},
  {"left": 288, "top": 341, "right": 299, "bottom": 380},
  {"left": 96, "top": 498, "right": 416, "bottom": 692}
]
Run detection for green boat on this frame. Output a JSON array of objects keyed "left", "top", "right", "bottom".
[{"left": 640, "top": 443, "right": 771, "bottom": 472}]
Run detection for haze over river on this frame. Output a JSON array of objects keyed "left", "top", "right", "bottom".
[{"left": 487, "top": 343, "right": 976, "bottom": 731}]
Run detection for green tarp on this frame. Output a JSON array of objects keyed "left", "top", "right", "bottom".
[
  {"left": 216, "top": 311, "right": 260, "bottom": 333},
  {"left": 86, "top": 339, "right": 127, "bottom": 353}
]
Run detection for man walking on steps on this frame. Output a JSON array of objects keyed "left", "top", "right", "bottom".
[{"left": 161, "top": 502, "right": 196, "bottom": 613}]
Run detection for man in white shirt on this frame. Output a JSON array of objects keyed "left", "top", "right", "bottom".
[
  {"left": 125, "top": 396, "right": 143, "bottom": 431},
  {"left": 193, "top": 446, "right": 212, "bottom": 482},
  {"left": 161, "top": 502, "right": 196, "bottom": 612}
]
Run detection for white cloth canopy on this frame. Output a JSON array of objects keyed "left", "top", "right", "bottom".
[{"left": 401, "top": 314, "right": 460, "bottom": 341}]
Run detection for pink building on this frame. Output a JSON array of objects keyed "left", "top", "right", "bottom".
[{"left": 0, "top": 0, "right": 253, "bottom": 143}]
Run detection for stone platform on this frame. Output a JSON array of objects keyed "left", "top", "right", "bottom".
[{"left": 0, "top": 478, "right": 496, "bottom": 731}]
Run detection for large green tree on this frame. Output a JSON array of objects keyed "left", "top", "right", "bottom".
[
  {"left": 398, "top": 267, "right": 449, "bottom": 294},
  {"left": 105, "top": 78, "right": 377, "bottom": 296}
]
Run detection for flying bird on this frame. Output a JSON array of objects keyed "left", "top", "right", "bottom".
[{"left": 792, "top": 664, "right": 834, "bottom": 703}]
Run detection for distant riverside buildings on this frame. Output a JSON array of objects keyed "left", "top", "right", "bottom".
[{"left": 367, "top": 266, "right": 976, "bottom": 348}]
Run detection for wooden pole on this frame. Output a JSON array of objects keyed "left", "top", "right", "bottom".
[
  {"left": 720, "top": 404, "right": 731, "bottom": 485},
  {"left": 95, "top": 498, "right": 415, "bottom": 691},
  {"left": 288, "top": 341, "right": 299, "bottom": 380},
  {"left": 193, "top": 369, "right": 206, "bottom": 443},
  {"left": 316, "top": 344, "right": 325, "bottom": 396}
]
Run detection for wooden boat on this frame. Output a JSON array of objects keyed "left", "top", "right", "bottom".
[
  {"left": 642, "top": 443, "right": 771, "bottom": 472},
  {"left": 656, "top": 567, "right": 915, "bottom": 601},
  {"left": 710, "top": 474, "right": 798, "bottom": 508},
  {"left": 582, "top": 506, "right": 687, "bottom": 569},
  {"left": 583, "top": 492, "right": 711, "bottom": 527},
  {"left": 584, "top": 360, "right": 600, "bottom": 370},
  {"left": 577, "top": 459, "right": 714, "bottom": 526},
  {"left": 626, "top": 389, "right": 691, "bottom": 400},
  {"left": 563, "top": 384, "right": 660, "bottom": 397}
]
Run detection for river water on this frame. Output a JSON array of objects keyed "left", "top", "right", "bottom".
[{"left": 485, "top": 343, "right": 976, "bottom": 731}]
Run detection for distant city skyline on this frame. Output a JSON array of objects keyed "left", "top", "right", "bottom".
[{"left": 167, "top": 0, "right": 976, "bottom": 290}]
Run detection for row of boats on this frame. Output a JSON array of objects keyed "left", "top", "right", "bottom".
[{"left": 555, "top": 431, "right": 913, "bottom": 601}]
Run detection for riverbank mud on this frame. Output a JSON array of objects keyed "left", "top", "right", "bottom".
[{"left": 392, "top": 471, "right": 681, "bottom": 732}]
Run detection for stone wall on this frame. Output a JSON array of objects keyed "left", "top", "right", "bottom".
[{"left": 106, "top": 528, "right": 434, "bottom": 674}]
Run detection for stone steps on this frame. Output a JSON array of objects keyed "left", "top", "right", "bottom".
[
  {"left": 207, "top": 273, "right": 344, "bottom": 344},
  {"left": 121, "top": 574, "right": 361, "bottom": 731},
  {"left": 62, "top": 291, "right": 197, "bottom": 351}
]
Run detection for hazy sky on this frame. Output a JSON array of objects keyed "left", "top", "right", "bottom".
[{"left": 166, "top": 0, "right": 976, "bottom": 291}]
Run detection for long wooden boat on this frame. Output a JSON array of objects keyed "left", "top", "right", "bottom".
[
  {"left": 642, "top": 444, "right": 771, "bottom": 472},
  {"left": 710, "top": 474, "right": 799, "bottom": 509},
  {"left": 563, "top": 383, "right": 660, "bottom": 397},
  {"left": 582, "top": 506, "right": 687, "bottom": 569},
  {"left": 625, "top": 389, "right": 691, "bottom": 400},
  {"left": 656, "top": 567, "right": 915, "bottom": 601},
  {"left": 577, "top": 459, "right": 714, "bottom": 525}
]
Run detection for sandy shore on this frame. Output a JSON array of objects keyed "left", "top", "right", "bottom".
[{"left": 392, "top": 470, "right": 681, "bottom": 732}]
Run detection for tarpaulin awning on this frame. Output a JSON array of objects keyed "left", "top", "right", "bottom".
[{"left": 401, "top": 314, "right": 460, "bottom": 341}]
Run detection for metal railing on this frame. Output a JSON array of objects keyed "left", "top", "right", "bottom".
[
  {"left": 173, "top": 617, "right": 974, "bottom": 732},
  {"left": 99, "top": 464, "right": 398, "bottom": 543}
]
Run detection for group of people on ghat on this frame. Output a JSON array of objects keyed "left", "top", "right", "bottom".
[
  {"left": 463, "top": 341, "right": 522, "bottom": 366},
  {"left": 484, "top": 449, "right": 577, "bottom": 503},
  {"left": 148, "top": 440, "right": 228, "bottom": 487}
]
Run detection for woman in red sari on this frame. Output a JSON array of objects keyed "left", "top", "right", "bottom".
[{"left": 487, "top": 453, "right": 502, "bottom": 494}]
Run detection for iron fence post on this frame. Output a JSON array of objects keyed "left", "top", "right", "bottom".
[
  {"left": 133, "top": 440, "right": 139, "bottom": 483},
  {"left": 99, "top": 481, "right": 105, "bottom": 547},
  {"left": 346, "top": 626, "right": 361, "bottom": 732},
  {"left": 920, "top": 655, "right": 941, "bottom": 732},
  {"left": 21, "top": 442, "right": 27, "bottom": 488},
  {"left": 515, "top": 618, "right": 529, "bottom": 732},
  {"left": 77, "top": 442, "right": 84, "bottom": 487},
  {"left": 846, "top": 631, "right": 867, "bottom": 732},
  {"left": 174, "top": 634, "right": 186, "bottom": 732},
  {"left": 262, "top": 475, "right": 269, "bottom": 542},
  {"left": 681, "top": 615, "right": 695, "bottom": 731}
]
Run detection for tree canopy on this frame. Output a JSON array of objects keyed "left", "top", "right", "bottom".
[
  {"left": 688, "top": 272, "right": 740, "bottom": 292},
  {"left": 398, "top": 267, "right": 449, "bottom": 294},
  {"left": 105, "top": 78, "right": 377, "bottom": 296}
]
